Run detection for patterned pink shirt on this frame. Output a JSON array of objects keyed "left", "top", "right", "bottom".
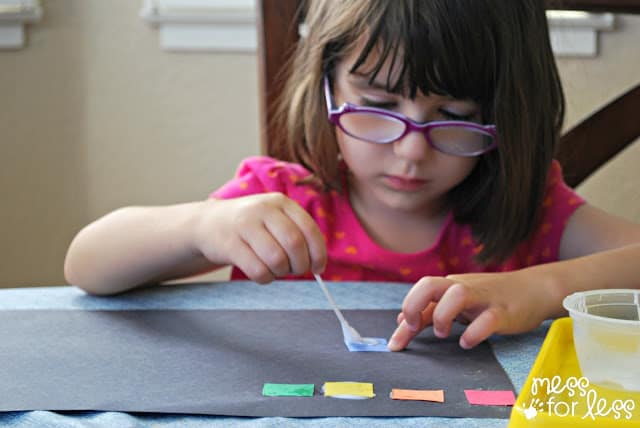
[{"left": 211, "top": 156, "right": 585, "bottom": 282}]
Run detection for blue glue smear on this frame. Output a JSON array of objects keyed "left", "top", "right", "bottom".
[{"left": 345, "top": 337, "right": 390, "bottom": 352}]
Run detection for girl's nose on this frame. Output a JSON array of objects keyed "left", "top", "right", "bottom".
[{"left": 392, "top": 130, "right": 431, "bottom": 162}]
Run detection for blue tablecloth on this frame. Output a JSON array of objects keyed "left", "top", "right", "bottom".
[{"left": 0, "top": 281, "right": 548, "bottom": 427}]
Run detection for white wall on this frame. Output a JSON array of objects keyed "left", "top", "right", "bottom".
[{"left": 1, "top": 1, "right": 259, "bottom": 287}]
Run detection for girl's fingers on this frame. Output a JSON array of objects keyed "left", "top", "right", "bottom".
[
  {"left": 263, "top": 212, "right": 311, "bottom": 276},
  {"left": 388, "top": 302, "right": 436, "bottom": 351},
  {"left": 205, "top": 194, "right": 324, "bottom": 281},
  {"left": 401, "top": 277, "right": 455, "bottom": 332},
  {"left": 431, "top": 283, "right": 498, "bottom": 340},
  {"left": 458, "top": 309, "right": 501, "bottom": 349},
  {"left": 236, "top": 197, "right": 326, "bottom": 279},
  {"left": 282, "top": 201, "right": 327, "bottom": 273},
  {"left": 231, "top": 239, "right": 275, "bottom": 284},
  {"left": 388, "top": 319, "right": 419, "bottom": 351},
  {"left": 239, "top": 225, "right": 290, "bottom": 278}
]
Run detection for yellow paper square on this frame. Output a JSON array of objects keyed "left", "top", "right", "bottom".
[{"left": 323, "top": 381, "right": 375, "bottom": 398}]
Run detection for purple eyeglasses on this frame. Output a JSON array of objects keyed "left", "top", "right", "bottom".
[{"left": 324, "top": 76, "right": 498, "bottom": 157}]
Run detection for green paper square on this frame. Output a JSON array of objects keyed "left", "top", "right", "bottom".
[{"left": 262, "top": 383, "right": 315, "bottom": 397}]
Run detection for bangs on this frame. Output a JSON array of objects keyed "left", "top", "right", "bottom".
[{"left": 349, "top": 0, "right": 498, "bottom": 119}]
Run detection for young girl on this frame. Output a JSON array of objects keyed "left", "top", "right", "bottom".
[{"left": 65, "top": 0, "right": 640, "bottom": 351}]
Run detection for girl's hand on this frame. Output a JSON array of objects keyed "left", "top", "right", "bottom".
[
  {"left": 194, "top": 193, "right": 327, "bottom": 283},
  {"left": 387, "top": 271, "right": 558, "bottom": 350}
]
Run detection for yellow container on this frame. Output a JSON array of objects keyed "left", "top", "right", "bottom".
[{"left": 509, "top": 318, "right": 640, "bottom": 427}]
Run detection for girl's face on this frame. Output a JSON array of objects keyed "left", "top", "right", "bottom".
[{"left": 332, "top": 40, "right": 481, "bottom": 217}]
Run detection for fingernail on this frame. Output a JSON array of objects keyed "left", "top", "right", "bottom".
[
  {"left": 387, "top": 334, "right": 400, "bottom": 351},
  {"left": 433, "top": 326, "right": 445, "bottom": 338},
  {"left": 459, "top": 337, "right": 471, "bottom": 350}
]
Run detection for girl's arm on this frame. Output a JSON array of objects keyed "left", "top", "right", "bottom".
[
  {"left": 64, "top": 194, "right": 327, "bottom": 295},
  {"left": 388, "top": 203, "right": 640, "bottom": 351},
  {"left": 65, "top": 201, "right": 218, "bottom": 295},
  {"left": 548, "top": 202, "right": 640, "bottom": 311}
]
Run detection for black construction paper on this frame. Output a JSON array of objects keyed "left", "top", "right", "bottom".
[{"left": 0, "top": 309, "right": 514, "bottom": 417}]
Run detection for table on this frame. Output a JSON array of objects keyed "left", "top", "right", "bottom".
[{"left": 0, "top": 281, "right": 548, "bottom": 427}]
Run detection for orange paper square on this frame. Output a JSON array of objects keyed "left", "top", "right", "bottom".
[{"left": 390, "top": 388, "right": 445, "bottom": 403}]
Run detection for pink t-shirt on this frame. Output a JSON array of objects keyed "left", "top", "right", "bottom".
[{"left": 211, "top": 156, "right": 585, "bottom": 282}]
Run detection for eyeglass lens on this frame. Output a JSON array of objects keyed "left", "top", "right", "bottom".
[{"left": 338, "top": 111, "right": 493, "bottom": 156}]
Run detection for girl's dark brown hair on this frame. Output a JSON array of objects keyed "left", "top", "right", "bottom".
[{"left": 271, "top": 0, "right": 565, "bottom": 264}]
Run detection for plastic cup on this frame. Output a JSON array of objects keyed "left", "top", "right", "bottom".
[{"left": 562, "top": 289, "right": 640, "bottom": 391}]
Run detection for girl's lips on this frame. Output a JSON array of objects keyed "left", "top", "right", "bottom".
[{"left": 383, "top": 175, "right": 428, "bottom": 191}]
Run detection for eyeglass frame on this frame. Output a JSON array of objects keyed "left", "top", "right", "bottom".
[{"left": 323, "top": 76, "right": 498, "bottom": 157}]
